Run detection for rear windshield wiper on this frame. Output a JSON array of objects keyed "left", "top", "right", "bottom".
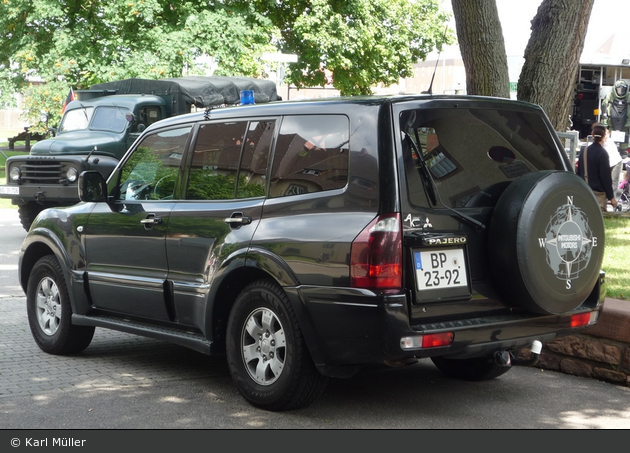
[{"left": 403, "top": 131, "right": 485, "bottom": 230}]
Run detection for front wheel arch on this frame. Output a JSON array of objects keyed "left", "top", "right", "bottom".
[{"left": 20, "top": 232, "right": 73, "bottom": 295}]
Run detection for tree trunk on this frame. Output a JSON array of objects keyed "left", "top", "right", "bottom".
[
  {"left": 518, "top": 0, "right": 594, "bottom": 131},
  {"left": 451, "top": 0, "right": 510, "bottom": 98}
]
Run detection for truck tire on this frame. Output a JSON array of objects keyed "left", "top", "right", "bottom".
[{"left": 18, "top": 202, "right": 47, "bottom": 231}]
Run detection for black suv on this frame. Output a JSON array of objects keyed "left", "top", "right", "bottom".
[{"left": 19, "top": 94, "right": 606, "bottom": 411}]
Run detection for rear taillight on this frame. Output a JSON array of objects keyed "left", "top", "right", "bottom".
[
  {"left": 570, "top": 311, "right": 598, "bottom": 327},
  {"left": 400, "top": 332, "right": 454, "bottom": 350},
  {"left": 350, "top": 213, "right": 402, "bottom": 290}
]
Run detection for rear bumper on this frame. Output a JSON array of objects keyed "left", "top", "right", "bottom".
[{"left": 288, "top": 273, "right": 606, "bottom": 375}]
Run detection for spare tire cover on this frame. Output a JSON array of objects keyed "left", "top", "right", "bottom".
[{"left": 488, "top": 170, "right": 605, "bottom": 314}]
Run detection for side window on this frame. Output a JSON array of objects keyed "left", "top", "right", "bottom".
[
  {"left": 186, "top": 121, "right": 273, "bottom": 200},
  {"left": 135, "top": 107, "right": 162, "bottom": 132},
  {"left": 117, "top": 127, "right": 190, "bottom": 201},
  {"left": 237, "top": 121, "right": 273, "bottom": 199},
  {"left": 269, "top": 115, "right": 349, "bottom": 198},
  {"left": 144, "top": 107, "right": 161, "bottom": 125}
]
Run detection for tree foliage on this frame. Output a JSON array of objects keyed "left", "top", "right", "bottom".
[
  {"left": 1, "top": 0, "right": 277, "bottom": 85},
  {"left": 0, "top": 0, "right": 278, "bottom": 129},
  {"left": 0, "top": 0, "right": 453, "bottom": 129},
  {"left": 249, "top": 0, "right": 454, "bottom": 95}
]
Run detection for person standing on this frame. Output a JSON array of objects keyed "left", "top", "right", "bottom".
[
  {"left": 604, "top": 127, "right": 623, "bottom": 200},
  {"left": 576, "top": 123, "right": 618, "bottom": 212}
]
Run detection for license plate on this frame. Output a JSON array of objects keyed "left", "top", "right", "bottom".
[
  {"left": 0, "top": 186, "right": 19, "bottom": 195},
  {"left": 414, "top": 248, "right": 467, "bottom": 290}
]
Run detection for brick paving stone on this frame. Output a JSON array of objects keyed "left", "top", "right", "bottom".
[{"left": 0, "top": 295, "right": 217, "bottom": 399}]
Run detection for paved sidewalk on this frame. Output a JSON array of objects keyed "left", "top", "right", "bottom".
[
  {"left": 0, "top": 209, "right": 22, "bottom": 298},
  {"left": 0, "top": 293, "right": 226, "bottom": 399}
]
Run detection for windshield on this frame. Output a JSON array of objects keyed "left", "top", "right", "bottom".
[
  {"left": 90, "top": 106, "right": 131, "bottom": 133},
  {"left": 58, "top": 105, "right": 131, "bottom": 134},
  {"left": 400, "top": 107, "right": 565, "bottom": 208},
  {"left": 59, "top": 107, "right": 94, "bottom": 133}
]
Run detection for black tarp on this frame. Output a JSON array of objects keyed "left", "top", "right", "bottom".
[{"left": 88, "top": 76, "right": 280, "bottom": 115}]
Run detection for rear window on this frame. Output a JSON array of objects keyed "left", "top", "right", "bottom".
[{"left": 400, "top": 107, "right": 564, "bottom": 208}]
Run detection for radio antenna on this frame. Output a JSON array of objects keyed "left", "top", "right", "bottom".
[{"left": 424, "top": 25, "right": 449, "bottom": 95}]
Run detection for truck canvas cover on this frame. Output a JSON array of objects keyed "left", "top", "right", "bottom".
[{"left": 88, "top": 76, "right": 280, "bottom": 115}]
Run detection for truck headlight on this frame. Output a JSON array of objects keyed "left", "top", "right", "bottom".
[
  {"left": 9, "top": 166, "right": 21, "bottom": 182},
  {"left": 66, "top": 167, "right": 79, "bottom": 183}
]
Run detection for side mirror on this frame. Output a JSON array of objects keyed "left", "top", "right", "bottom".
[{"left": 78, "top": 171, "right": 108, "bottom": 202}]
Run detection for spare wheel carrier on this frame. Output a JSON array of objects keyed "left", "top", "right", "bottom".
[{"left": 488, "top": 170, "right": 605, "bottom": 315}]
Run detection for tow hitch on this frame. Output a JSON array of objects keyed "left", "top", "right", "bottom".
[
  {"left": 35, "top": 192, "right": 46, "bottom": 204},
  {"left": 494, "top": 340, "right": 542, "bottom": 367}
]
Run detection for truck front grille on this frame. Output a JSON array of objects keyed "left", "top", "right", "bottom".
[{"left": 19, "top": 161, "right": 65, "bottom": 184}]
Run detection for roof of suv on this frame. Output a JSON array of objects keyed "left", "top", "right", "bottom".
[{"left": 142, "top": 94, "right": 549, "bottom": 133}]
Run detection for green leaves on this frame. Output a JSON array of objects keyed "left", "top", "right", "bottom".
[
  {"left": 248, "top": 0, "right": 454, "bottom": 95},
  {"left": 1, "top": 1, "right": 279, "bottom": 125},
  {"left": 0, "top": 0, "right": 452, "bottom": 123},
  {"left": 21, "top": 80, "right": 70, "bottom": 134}
]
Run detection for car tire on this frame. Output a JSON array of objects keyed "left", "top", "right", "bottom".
[
  {"left": 431, "top": 355, "right": 512, "bottom": 381},
  {"left": 226, "top": 279, "right": 328, "bottom": 411},
  {"left": 26, "top": 255, "right": 95, "bottom": 355},
  {"left": 488, "top": 170, "right": 605, "bottom": 314}
]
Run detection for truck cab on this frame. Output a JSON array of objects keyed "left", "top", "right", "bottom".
[
  {"left": 34, "top": 94, "right": 168, "bottom": 159},
  {"left": 2, "top": 93, "right": 168, "bottom": 230}
]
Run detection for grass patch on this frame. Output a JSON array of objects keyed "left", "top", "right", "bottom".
[
  {"left": 0, "top": 198, "right": 14, "bottom": 208},
  {"left": 602, "top": 215, "right": 630, "bottom": 301}
]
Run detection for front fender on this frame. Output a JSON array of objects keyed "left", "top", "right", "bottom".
[{"left": 19, "top": 204, "right": 94, "bottom": 315}]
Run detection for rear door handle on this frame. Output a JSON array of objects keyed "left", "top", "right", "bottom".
[
  {"left": 140, "top": 214, "right": 162, "bottom": 227},
  {"left": 224, "top": 213, "right": 252, "bottom": 226}
]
